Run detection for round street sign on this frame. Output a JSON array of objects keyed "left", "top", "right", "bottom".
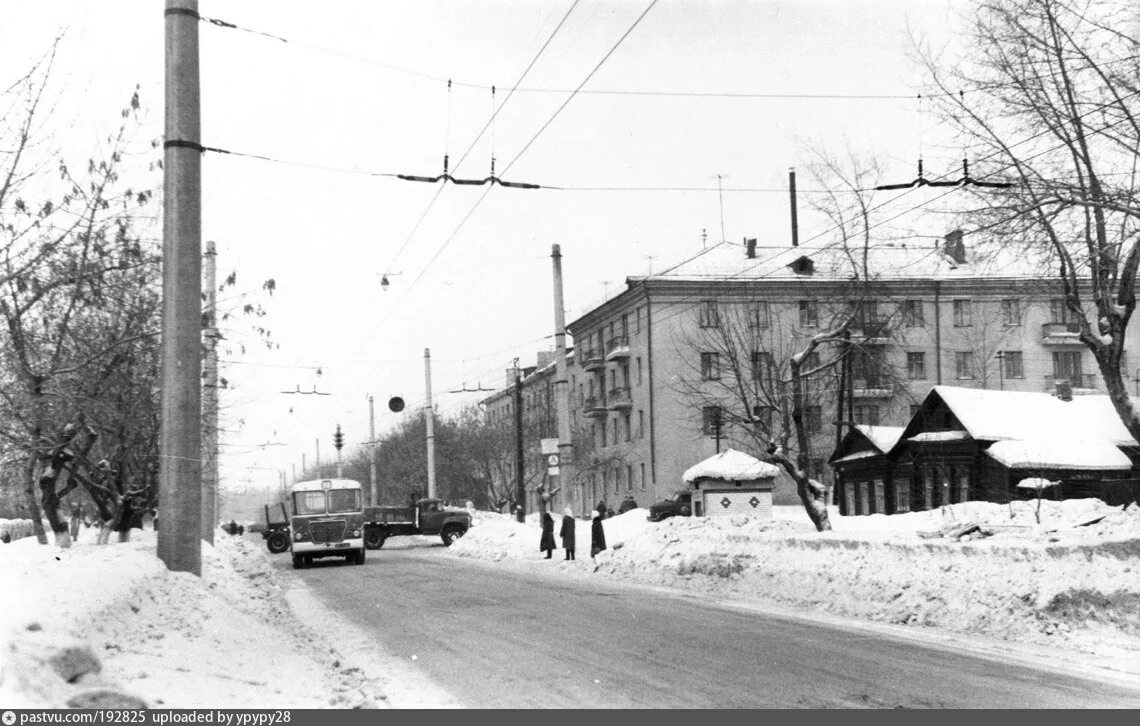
[
  {"left": 388, "top": 396, "right": 405, "bottom": 413},
  {"left": 546, "top": 454, "right": 559, "bottom": 467}
]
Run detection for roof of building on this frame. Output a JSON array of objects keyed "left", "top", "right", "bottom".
[
  {"left": 682, "top": 448, "right": 780, "bottom": 483},
  {"left": 857, "top": 425, "right": 906, "bottom": 453},
  {"left": 630, "top": 237, "right": 1054, "bottom": 284},
  {"left": 828, "top": 425, "right": 905, "bottom": 465},
  {"left": 986, "top": 437, "right": 1134, "bottom": 471}
]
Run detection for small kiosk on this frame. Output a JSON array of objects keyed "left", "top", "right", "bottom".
[{"left": 682, "top": 449, "right": 780, "bottom": 519}]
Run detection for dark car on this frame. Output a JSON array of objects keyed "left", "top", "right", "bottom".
[{"left": 647, "top": 492, "right": 693, "bottom": 522}]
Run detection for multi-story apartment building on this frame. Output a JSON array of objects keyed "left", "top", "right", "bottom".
[{"left": 552, "top": 232, "right": 1137, "bottom": 511}]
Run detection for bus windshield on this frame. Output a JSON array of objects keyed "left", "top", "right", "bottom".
[
  {"left": 328, "top": 488, "right": 362, "bottom": 514},
  {"left": 293, "top": 491, "right": 327, "bottom": 515}
]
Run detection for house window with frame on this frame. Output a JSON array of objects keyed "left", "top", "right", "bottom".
[
  {"left": 799, "top": 300, "right": 819, "bottom": 328},
  {"left": 903, "top": 300, "right": 925, "bottom": 327},
  {"left": 702, "top": 406, "right": 723, "bottom": 436},
  {"left": 637, "top": 409, "right": 645, "bottom": 439},
  {"left": 855, "top": 300, "right": 879, "bottom": 329},
  {"left": 854, "top": 405, "right": 880, "bottom": 426},
  {"left": 1050, "top": 299, "right": 1075, "bottom": 324},
  {"left": 751, "top": 301, "right": 770, "bottom": 329},
  {"left": 907, "top": 352, "right": 926, "bottom": 380},
  {"left": 699, "top": 300, "right": 720, "bottom": 328},
  {"left": 640, "top": 463, "right": 646, "bottom": 491},
  {"left": 700, "top": 352, "right": 720, "bottom": 380},
  {"left": 623, "top": 412, "right": 632, "bottom": 442},
  {"left": 955, "top": 351, "right": 975, "bottom": 379},
  {"left": 636, "top": 357, "right": 643, "bottom": 385},
  {"left": 1052, "top": 350, "right": 1082, "bottom": 380},
  {"left": 805, "top": 405, "right": 822, "bottom": 434},
  {"left": 1001, "top": 299, "right": 1021, "bottom": 326},
  {"left": 1003, "top": 351, "right": 1024, "bottom": 379},
  {"left": 751, "top": 351, "right": 774, "bottom": 386},
  {"left": 952, "top": 300, "right": 972, "bottom": 327},
  {"left": 611, "top": 418, "right": 619, "bottom": 445}
]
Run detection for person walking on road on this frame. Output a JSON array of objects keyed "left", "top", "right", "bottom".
[
  {"left": 590, "top": 510, "right": 607, "bottom": 559},
  {"left": 559, "top": 507, "right": 576, "bottom": 560},
  {"left": 540, "top": 510, "right": 556, "bottom": 559}
]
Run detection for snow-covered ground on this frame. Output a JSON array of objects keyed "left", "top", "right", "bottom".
[
  {"left": 454, "top": 501, "right": 1140, "bottom": 662},
  {"left": 0, "top": 528, "right": 418, "bottom": 708}
]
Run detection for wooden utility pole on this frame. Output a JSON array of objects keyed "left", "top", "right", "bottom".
[
  {"left": 513, "top": 359, "right": 525, "bottom": 522},
  {"left": 551, "top": 244, "right": 574, "bottom": 514},
  {"left": 201, "top": 240, "right": 219, "bottom": 544},
  {"left": 368, "top": 395, "right": 377, "bottom": 506},
  {"left": 424, "top": 348, "right": 437, "bottom": 499},
  {"left": 158, "top": 0, "right": 203, "bottom": 575}
]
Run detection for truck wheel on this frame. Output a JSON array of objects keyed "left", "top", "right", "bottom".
[
  {"left": 364, "top": 528, "right": 386, "bottom": 550},
  {"left": 292, "top": 554, "right": 304, "bottom": 569},
  {"left": 440, "top": 526, "right": 466, "bottom": 546},
  {"left": 267, "top": 532, "right": 290, "bottom": 554}
]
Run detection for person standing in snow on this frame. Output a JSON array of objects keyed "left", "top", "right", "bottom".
[
  {"left": 617, "top": 495, "right": 637, "bottom": 515},
  {"left": 596, "top": 500, "right": 609, "bottom": 520},
  {"left": 539, "top": 511, "right": 556, "bottom": 559},
  {"left": 590, "top": 510, "right": 607, "bottom": 559},
  {"left": 559, "top": 507, "right": 576, "bottom": 560}
]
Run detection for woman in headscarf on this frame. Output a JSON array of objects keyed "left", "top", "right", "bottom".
[
  {"left": 559, "top": 507, "right": 576, "bottom": 560},
  {"left": 539, "top": 510, "right": 556, "bottom": 559},
  {"left": 590, "top": 509, "right": 607, "bottom": 559}
]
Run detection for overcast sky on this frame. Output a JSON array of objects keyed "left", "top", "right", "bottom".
[{"left": 2, "top": 0, "right": 969, "bottom": 496}]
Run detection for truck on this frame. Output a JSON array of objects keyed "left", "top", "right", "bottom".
[
  {"left": 363, "top": 498, "right": 471, "bottom": 549},
  {"left": 289, "top": 478, "right": 366, "bottom": 568},
  {"left": 262, "top": 502, "right": 291, "bottom": 554}
]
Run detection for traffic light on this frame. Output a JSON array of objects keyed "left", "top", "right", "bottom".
[{"left": 334, "top": 424, "right": 344, "bottom": 452}]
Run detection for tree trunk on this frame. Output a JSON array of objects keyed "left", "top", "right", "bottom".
[{"left": 23, "top": 453, "right": 47, "bottom": 545}]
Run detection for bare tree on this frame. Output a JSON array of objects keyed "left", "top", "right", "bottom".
[{"left": 919, "top": 0, "right": 1140, "bottom": 439}]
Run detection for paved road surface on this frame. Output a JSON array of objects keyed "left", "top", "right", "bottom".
[{"left": 275, "top": 542, "right": 1140, "bottom": 708}]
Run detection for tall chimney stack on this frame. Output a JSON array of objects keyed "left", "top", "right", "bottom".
[{"left": 789, "top": 167, "right": 799, "bottom": 247}]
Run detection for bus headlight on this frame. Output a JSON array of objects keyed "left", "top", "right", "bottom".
[{"left": 349, "top": 529, "right": 361, "bottom": 538}]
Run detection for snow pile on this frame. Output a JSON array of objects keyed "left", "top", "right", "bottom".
[
  {"left": 0, "top": 519, "right": 35, "bottom": 542},
  {"left": 1, "top": 531, "right": 384, "bottom": 708},
  {"left": 454, "top": 509, "right": 653, "bottom": 562},
  {"left": 682, "top": 448, "right": 779, "bottom": 482},
  {"left": 452, "top": 501, "right": 1140, "bottom": 655}
]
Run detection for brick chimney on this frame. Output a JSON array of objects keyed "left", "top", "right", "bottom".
[
  {"left": 535, "top": 350, "right": 555, "bottom": 369},
  {"left": 944, "top": 229, "right": 966, "bottom": 264},
  {"left": 744, "top": 237, "right": 757, "bottom": 259}
]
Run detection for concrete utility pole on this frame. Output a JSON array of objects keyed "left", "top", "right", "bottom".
[
  {"left": 551, "top": 244, "right": 574, "bottom": 514},
  {"left": 301, "top": 453, "right": 306, "bottom": 480},
  {"left": 201, "top": 240, "right": 219, "bottom": 544},
  {"left": 335, "top": 424, "right": 344, "bottom": 478},
  {"left": 424, "top": 348, "right": 437, "bottom": 499},
  {"left": 513, "top": 360, "right": 525, "bottom": 522},
  {"left": 315, "top": 438, "right": 320, "bottom": 471},
  {"left": 368, "top": 395, "right": 377, "bottom": 506},
  {"left": 788, "top": 167, "right": 800, "bottom": 247},
  {"left": 158, "top": 0, "right": 203, "bottom": 575}
]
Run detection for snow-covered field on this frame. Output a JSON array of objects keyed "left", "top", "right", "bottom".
[
  {"left": 453, "top": 501, "right": 1140, "bottom": 660},
  {"left": 0, "top": 529, "right": 395, "bottom": 708}
]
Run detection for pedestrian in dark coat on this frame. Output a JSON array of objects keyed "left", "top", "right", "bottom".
[
  {"left": 559, "top": 507, "right": 576, "bottom": 560},
  {"left": 596, "top": 501, "right": 609, "bottom": 520},
  {"left": 539, "top": 511, "right": 556, "bottom": 559},
  {"left": 590, "top": 510, "right": 607, "bottom": 559}
]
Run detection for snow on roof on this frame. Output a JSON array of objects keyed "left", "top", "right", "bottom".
[
  {"left": 831, "top": 450, "right": 880, "bottom": 464},
  {"left": 682, "top": 448, "right": 780, "bottom": 483},
  {"left": 856, "top": 425, "right": 905, "bottom": 453},
  {"left": 1017, "top": 477, "right": 1061, "bottom": 490},
  {"left": 908, "top": 430, "right": 972, "bottom": 442},
  {"left": 987, "top": 438, "right": 1134, "bottom": 471},
  {"left": 931, "top": 386, "right": 1138, "bottom": 447}
]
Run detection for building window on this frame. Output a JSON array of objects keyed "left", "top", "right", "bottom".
[
  {"left": 751, "top": 301, "right": 770, "bottom": 329},
  {"left": 955, "top": 351, "right": 975, "bottom": 379},
  {"left": 637, "top": 409, "right": 645, "bottom": 439},
  {"left": 636, "top": 357, "right": 643, "bottom": 385},
  {"left": 854, "top": 405, "right": 880, "bottom": 426},
  {"left": 799, "top": 300, "right": 819, "bottom": 328},
  {"left": 1002, "top": 351, "right": 1024, "bottom": 379},
  {"left": 1050, "top": 299, "right": 1075, "bottom": 324},
  {"left": 752, "top": 405, "right": 774, "bottom": 430},
  {"left": 640, "top": 463, "right": 646, "bottom": 491},
  {"left": 854, "top": 300, "right": 879, "bottom": 329},
  {"left": 701, "top": 352, "right": 720, "bottom": 380},
  {"left": 903, "top": 300, "right": 925, "bottom": 327},
  {"left": 626, "top": 465, "right": 634, "bottom": 492},
  {"left": 623, "top": 412, "right": 632, "bottom": 442},
  {"left": 907, "top": 352, "right": 926, "bottom": 380},
  {"left": 611, "top": 418, "right": 619, "bottom": 445},
  {"left": 953, "top": 300, "right": 972, "bottom": 327},
  {"left": 805, "top": 405, "right": 822, "bottom": 433},
  {"left": 699, "top": 300, "right": 720, "bottom": 328},
  {"left": 1052, "top": 350, "right": 1082, "bottom": 380},
  {"left": 702, "top": 406, "right": 723, "bottom": 436},
  {"left": 751, "top": 351, "right": 774, "bottom": 386},
  {"left": 621, "top": 313, "right": 629, "bottom": 338},
  {"left": 1001, "top": 299, "right": 1021, "bottom": 326}
]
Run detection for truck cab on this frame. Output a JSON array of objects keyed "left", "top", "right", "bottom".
[{"left": 289, "top": 478, "right": 366, "bottom": 568}]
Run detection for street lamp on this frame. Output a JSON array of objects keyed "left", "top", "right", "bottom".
[{"left": 378, "top": 272, "right": 402, "bottom": 291}]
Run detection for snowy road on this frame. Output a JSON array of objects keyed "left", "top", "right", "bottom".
[{"left": 275, "top": 542, "right": 1140, "bottom": 708}]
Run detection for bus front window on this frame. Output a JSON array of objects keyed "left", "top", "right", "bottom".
[
  {"left": 328, "top": 489, "right": 362, "bottom": 514},
  {"left": 294, "top": 491, "right": 326, "bottom": 515}
]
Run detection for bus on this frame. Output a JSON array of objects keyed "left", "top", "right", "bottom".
[{"left": 289, "top": 478, "right": 366, "bottom": 568}]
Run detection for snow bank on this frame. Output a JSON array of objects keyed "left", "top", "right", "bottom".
[
  {"left": 0, "top": 531, "right": 384, "bottom": 708},
  {"left": 453, "top": 502, "right": 1140, "bottom": 657}
]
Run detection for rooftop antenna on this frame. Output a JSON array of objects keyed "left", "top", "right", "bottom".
[{"left": 645, "top": 254, "right": 656, "bottom": 275}]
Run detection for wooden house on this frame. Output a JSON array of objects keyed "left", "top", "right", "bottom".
[{"left": 829, "top": 426, "right": 905, "bottom": 515}]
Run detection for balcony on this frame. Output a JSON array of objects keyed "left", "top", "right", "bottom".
[
  {"left": 583, "top": 396, "right": 608, "bottom": 418},
  {"left": 851, "top": 378, "right": 893, "bottom": 398},
  {"left": 1041, "top": 322, "right": 1082, "bottom": 345},
  {"left": 1042, "top": 373, "right": 1098, "bottom": 393},
  {"left": 606, "top": 386, "right": 632, "bottom": 410},
  {"left": 605, "top": 335, "right": 631, "bottom": 360},
  {"left": 849, "top": 322, "right": 892, "bottom": 345},
  {"left": 582, "top": 348, "right": 606, "bottom": 372}
]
